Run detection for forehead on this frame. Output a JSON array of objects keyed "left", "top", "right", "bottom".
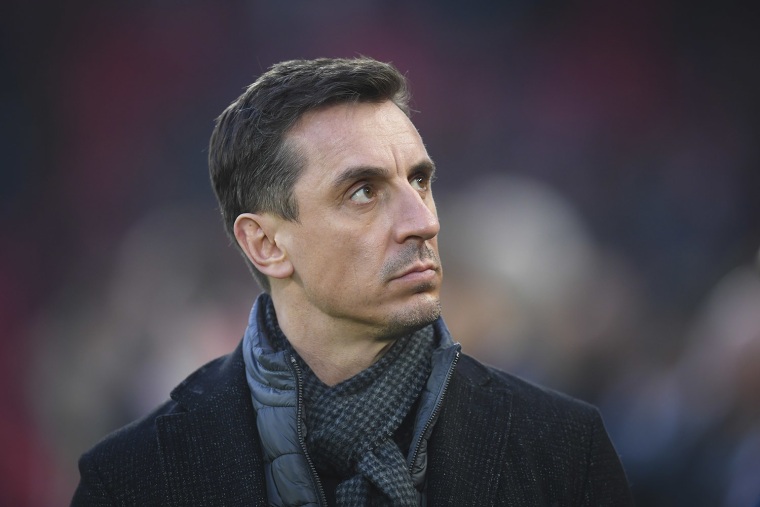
[{"left": 286, "top": 101, "right": 428, "bottom": 183}]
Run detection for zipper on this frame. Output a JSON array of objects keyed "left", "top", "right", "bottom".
[
  {"left": 408, "top": 349, "right": 460, "bottom": 471},
  {"left": 289, "top": 355, "right": 328, "bottom": 507}
]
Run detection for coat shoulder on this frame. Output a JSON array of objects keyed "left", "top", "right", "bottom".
[
  {"left": 435, "top": 353, "right": 633, "bottom": 506},
  {"left": 80, "top": 349, "right": 235, "bottom": 465},
  {"left": 72, "top": 351, "right": 237, "bottom": 505},
  {"left": 455, "top": 353, "right": 598, "bottom": 420},
  {"left": 72, "top": 396, "right": 180, "bottom": 504}
]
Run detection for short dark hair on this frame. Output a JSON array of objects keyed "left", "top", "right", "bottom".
[{"left": 209, "top": 57, "right": 411, "bottom": 291}]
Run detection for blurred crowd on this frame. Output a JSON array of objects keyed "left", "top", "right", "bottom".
[{"left": 2, "top": 1, "right": 759, "bottom": 505}]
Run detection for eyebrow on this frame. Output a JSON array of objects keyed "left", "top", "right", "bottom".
[{"left": 329, "top": 159, "right": 437, "bottom": 192}]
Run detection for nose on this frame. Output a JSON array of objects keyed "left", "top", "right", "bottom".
[{"left": 392, "top": 184, "right": 440, "bottom": 244}]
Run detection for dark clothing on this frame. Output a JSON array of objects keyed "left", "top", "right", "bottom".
[
  {"left": 243, "top": 298, "right": 460, "bottom": 506},
  {"left": 73, "top": 341, "right": 633, "bottom": 506}
]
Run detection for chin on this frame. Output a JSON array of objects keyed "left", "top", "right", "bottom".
[{"left": 383, "top": 295, "right": 442, "bottom": 339}]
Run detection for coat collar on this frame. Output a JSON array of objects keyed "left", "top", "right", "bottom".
[
  {"left": 156, "top": 342, "right": 268, "bottom": 506},
  {"left": 151, "top": 324, "right": 515, "bottom": 506},
  {"left": 426, "top": 354, "right": 514, "bottom": 505}
]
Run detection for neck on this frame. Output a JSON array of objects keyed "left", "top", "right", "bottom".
[
  {"left": 269, "top": 293, "right": 397, "bottom": 386},
  {"left": 291, "top": 336, "right": 396, "bottom": 386}
]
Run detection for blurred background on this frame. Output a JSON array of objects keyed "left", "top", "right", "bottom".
[{"left": 2, "top": 1, "right": 759, "bottom": 505}]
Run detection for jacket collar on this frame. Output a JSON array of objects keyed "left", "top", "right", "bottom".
[
  {"left": 152, "top": 305, "right": 514, "bottom": 506},
  {"left": 426, "top": 354, "right": 514, "bottom": 505}
]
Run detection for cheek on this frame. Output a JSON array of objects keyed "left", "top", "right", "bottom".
[
  {"left": 342, "top": 235, "right": 379, "bottom": 269},
  {"left": 328, "top": 235, "right": 385, "bottom": 286},
  {"left": 292, "top": 217, "right": 389, "bottom": 290}
]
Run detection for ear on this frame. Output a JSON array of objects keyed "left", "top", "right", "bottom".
[{"left": 233, "top": 213, "right": 294, "bottom": 280}]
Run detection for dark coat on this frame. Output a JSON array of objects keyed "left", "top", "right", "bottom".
[{"left": 72, "top": 342, "right": 633, "bottom": 506}]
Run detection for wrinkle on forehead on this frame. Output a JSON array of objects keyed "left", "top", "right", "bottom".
[{"left": 286, "top": 101, "right": 425, "bottom": 173}]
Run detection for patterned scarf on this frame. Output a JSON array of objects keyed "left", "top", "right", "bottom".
[{"left": 263, "top": 299, "right": 435, "bottom": 506}]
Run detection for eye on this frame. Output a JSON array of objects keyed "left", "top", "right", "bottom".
[
  {"left": 410, "top": 173, "right": 431, "bottom": 192},
  {"left": 349, "top": 185, "right": 375, "bottom": 204}
]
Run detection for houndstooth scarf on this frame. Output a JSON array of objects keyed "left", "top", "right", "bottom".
[{"left": 263, "top": 299, "right": 435, "bottom": 506}]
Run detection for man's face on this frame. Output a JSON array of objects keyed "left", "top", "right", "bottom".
[{"left": 276, "top": 100, "right": 442, "bottom": 338}]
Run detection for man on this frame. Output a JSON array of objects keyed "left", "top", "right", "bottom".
[{"left": 73, "top": 57, "right": 633, "bottom": 506}]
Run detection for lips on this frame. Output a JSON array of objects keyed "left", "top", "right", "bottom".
[
  {"left": 381, "top": 244, "right": 441, "bottom": 283},
  {"left": 393, "top": 262, "right": 439, "bottom": 281}
]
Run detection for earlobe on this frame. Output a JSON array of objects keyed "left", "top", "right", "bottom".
[{"left": 233, "top": 213, "right": 294, "bottom": 279}]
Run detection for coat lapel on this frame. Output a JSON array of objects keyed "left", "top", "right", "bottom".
[
  {"left": 156, "top": 344, "right": 268, "bottom": 506},
  {"left": 150, "top": 344, "right": 515, "bottom": 505},
  {"left": 426, "top": 356, "right": 513, "bottom": 505}
]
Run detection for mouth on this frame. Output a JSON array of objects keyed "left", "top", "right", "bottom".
[{"left": 392, "top": 262, "right": 440, "bottom": 283}]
